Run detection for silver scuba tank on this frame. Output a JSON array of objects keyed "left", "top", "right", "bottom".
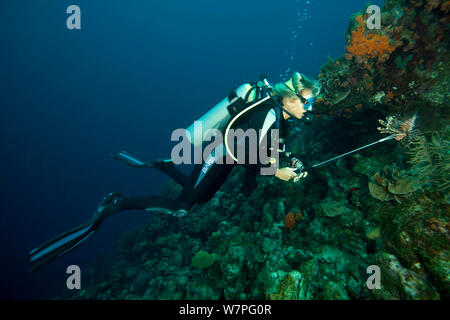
[{"left": 186, "top": 83, "right": 256, "bottom": 147}]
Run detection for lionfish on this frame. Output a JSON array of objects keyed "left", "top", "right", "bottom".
[{"left": 377, "top": 113, "right": 417, "bottom": 141}]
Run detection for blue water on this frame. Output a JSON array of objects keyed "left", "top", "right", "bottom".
[{"left": 0, "top": 0, "right": 383, "bottom": 299}]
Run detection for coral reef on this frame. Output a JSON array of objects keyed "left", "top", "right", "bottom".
[
  {"left": 368, "top": 166, "right": 419, "bottom": 203},
  {"left": 191, "top": 251, "right": 216, "bottom": 270},
  {"left": 70, "top": 0, "right": 449, "bottom": 301},
  {"left": 346, "top": 15, "right": 400, "bottom": 62},
  {"left": 315, "top": 0, "right": 449, "bottom": 118},
  {"left": 284, "top": 208, "right": 302, "bottom": 230},
  {"left": 407, "top": 132, "right": 450, "bottom": 191}
]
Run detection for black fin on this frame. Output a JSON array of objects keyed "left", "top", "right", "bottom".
[{"left": 28, "top": 219, "right": 99, "bottom": 272}]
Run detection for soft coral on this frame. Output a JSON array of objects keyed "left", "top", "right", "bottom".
[{"left": 346, "top": 15, "right": 399, "bottom": 62}]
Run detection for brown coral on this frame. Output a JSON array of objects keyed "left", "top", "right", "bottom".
[
  {"left": 388, "top": 178, "right": 418, "bottom": 195},
  {"left": 368, "top": 167, "right": 420, "bottom": 203},
  {"left": 284, "top": 208, "right": 303, "bottom": 230},
  {"left": 369, "top": 180, "right": 394, "bottom": 201}
]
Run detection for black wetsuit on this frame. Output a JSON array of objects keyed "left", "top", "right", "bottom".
[
  {"left": 28, "top": 96, "right": 296, "bottom": 271},
  {"left": 121, "top": 98, "right": 290, "bottom": 213}
]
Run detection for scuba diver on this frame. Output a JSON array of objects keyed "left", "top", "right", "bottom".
[{"left": 28, "top": 72, "right": 321, "bottom": 271}]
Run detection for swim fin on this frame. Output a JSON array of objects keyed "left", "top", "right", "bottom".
[
  {"left": 28, "top": 218, "right": 100, "bottom": 272},
  {"left": 111, "top": 151, "right": 150, "bottom": 168},
  {"left": 28, "top": 192, "right": 123, "bottom": 271}
]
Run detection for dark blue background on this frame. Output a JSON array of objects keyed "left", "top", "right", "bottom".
[{"left": 0, "top": 0, "right": 383, "bottom": 299}]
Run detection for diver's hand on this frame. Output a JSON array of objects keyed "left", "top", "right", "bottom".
[
  {"left": 275, "top": 167, "right": 298, "bottom": 181},
  {"left": 293, "top": 171, "right": 308, "bottom": 183}
]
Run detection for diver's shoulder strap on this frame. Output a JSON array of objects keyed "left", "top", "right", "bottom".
[
  {"left": 244, "top": 83, "right": 257, "bottom": 102},
  {"left": 227, "top": 97, "right": 248, "bottom": 118},
  {"left": 227, "top": 78, "right": 272, "bottom": 119},
  {"left": 228, "top": 88, "right": 238, "bottom": 102}
]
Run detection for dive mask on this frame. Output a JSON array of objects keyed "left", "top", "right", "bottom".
[
  {"left": 284, "top": 79, "right": 316, "bottom": 111},
  {"left": 301, "top": 96, "right": 316, "bottom": 111}
]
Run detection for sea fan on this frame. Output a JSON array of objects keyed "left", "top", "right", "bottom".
[{"left": 406, "top": 132, "right": 449, "bottom": 191}]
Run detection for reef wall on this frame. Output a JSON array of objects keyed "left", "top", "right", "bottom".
[{"left": 72, "top": 0, "right": 449, "bottom": 300}]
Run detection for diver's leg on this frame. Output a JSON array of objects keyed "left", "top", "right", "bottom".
[
  {"left": 111, "top": 151, "right": 189, "bottom": 186},
  {"left": 149, "top": 159, "right": 189, "bottom": 187},
  {"left": 28, "top": 191, "right": 190, "bottom": 271},
  {"left": 28, "top": 192, "right": 121, "bottom": 272},
  {"left": 176, "top": 155, "right": 235, "bottom": 208},
  {"left": 29, "top": 155, "right": 233, "bottom": 271},
  {"left": 121, "top": 152, "right": 235, "bottom": 213},
  {"left": 120, "top": 195, "right": 190, "bottom": 216}
]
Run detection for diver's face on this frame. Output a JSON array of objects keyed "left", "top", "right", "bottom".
[{"left": 282, "top": 88, "right": 313, "bottom": 120}]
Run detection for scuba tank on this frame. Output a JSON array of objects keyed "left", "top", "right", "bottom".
[
  {"left": 186, "top": 76, "right": 272, "bottom": 147},
  {"left": 111, "top": 76, "right": 274, "bottom": 169},
  {"left": 186, "top": 83, "right": 255, "bottom": 146}
]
